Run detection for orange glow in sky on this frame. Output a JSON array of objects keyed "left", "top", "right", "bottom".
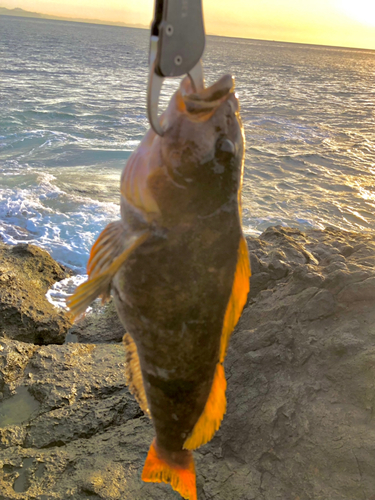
[{"left": 1, "top": 0, "right": 375, "bottom": 50}]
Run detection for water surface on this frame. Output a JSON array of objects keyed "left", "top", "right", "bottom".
[{"left": 1, "top": 16, "right": 375, "bottom": 274}]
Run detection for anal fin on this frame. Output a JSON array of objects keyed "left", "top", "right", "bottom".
[
  {"left": 122, "top": 333, "right": 150, "bottom": 417},
  {"left": 183, "top": 363, "right": 226, "bottom": 450},
  {"left": 142, "top": 439, "right": 196, "bottom": 500},
  {"left": 66, "top": 221, "right": 149, "bottom": 318}
]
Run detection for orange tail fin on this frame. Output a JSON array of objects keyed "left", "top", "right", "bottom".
[{"left": 142, "top": 439, "right": 197, "bottom": 500}]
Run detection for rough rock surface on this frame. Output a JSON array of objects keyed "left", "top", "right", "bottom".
[
  {"left": 0, "top": 244, "right": 72, "bottom": 345},
  {"left": 68, "top": 300, "right": 125, "bottom": 344},
  {"left": 1, "top": 226, "right": 375, "bottom": 500}
]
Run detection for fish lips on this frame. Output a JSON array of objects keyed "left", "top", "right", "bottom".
[{"left": 181, "top": 74, "right": 238, "bottom": 117}]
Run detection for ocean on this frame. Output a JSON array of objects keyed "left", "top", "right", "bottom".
[{"left": 1, "top": 15, "right": 375, "bottom": 301}]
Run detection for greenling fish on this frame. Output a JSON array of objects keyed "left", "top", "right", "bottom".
[{"left": 67, "top": 73, "right": 250, "bottom": 500}]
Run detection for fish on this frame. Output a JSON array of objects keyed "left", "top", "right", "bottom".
[{"left": 67, "top": 73, "right": 250, "bottom": 500}]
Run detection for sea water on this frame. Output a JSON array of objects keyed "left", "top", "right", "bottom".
[{"left": 1, "top": 16, "right": 375, "bottom": 300}]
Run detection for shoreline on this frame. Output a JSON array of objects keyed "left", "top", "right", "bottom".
[{"left": 1, "top": 224, "right": 375, "bottom": 498}]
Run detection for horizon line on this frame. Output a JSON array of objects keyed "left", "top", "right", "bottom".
[{"left": 1, "top": 6, "right": 375, "bottom": 53}]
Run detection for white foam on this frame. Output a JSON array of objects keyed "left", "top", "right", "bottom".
[
  {"left": 46, "top": 274, "right": 88, "bottom": 310},
  {"left": 0, "top": 170, "right": 120, "bottom": 272}
]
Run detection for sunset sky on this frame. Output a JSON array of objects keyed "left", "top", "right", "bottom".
[{"left": 2, "top": 0, "right": 375, "bottom": 50}]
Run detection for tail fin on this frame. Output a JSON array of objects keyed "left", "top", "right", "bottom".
[{"left": 142, "top": 439, "right": 197, "bottom": 500}]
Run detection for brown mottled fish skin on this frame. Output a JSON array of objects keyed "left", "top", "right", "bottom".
[{"left": 112, "top": 75, "right": 245, "bottom": 452}]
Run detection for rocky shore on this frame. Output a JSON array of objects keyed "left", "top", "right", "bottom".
[
  {"left": 1, "top": 226, "right": 375, "bottom": 499},
  {"left": 0, "top": 244, "right": 72, "bottom": 345}
]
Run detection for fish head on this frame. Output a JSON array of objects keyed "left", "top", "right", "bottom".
[
  {"left": 120, "top": 74, "right": 244, "bottom": 225},
  {"left": 152, "top": 74, "right": 245, "bottom": 220}
]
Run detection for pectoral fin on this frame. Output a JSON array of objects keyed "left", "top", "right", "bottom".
[
  {"left": 67, "top": 221, "right": 150, "bottom": 318},
  {"left": 66, "top": 273, "right": 113, "bottom": 318}
]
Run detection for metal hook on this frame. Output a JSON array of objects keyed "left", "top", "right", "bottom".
[
  {"left": 147, "top": 60, "right": 205, "bottom": 137},
  {"left": 146, "top": 0, "right": 205, "bottom": 136}
]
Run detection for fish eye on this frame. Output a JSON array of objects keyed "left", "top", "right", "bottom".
[{"left": 216, "top": 138, "right": 235, "bottom": 154}]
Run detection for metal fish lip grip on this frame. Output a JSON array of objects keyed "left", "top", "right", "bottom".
[{"left": 148, "top": 0, "right": 206, "bottom": 136}]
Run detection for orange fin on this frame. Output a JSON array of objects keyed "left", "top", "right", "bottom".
[
  {"left": 66, "top": 223, "right": 150, "bottom": 318},
  {"left": 219, "top": 235, "right": 250, "bottom": 362},
  {"left": 122, "top": 333, "right": 150, "bottom": 418},
  {"left": 87, "top": 221, "right": 127, "bottom": 278},
  {"left": 66, "top": 273, "right": 112, "bottom": 317},
  {"left": 142, "top": 440, "right": 196, "bottom": 500},
  {"left": 183, "top": 363, "right": 227, "bottom": 450}
]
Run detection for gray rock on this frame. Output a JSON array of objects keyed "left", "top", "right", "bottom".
[
  {"left": 338, "top": 276, "right": 375, "bottom": 303},
  {"left": 0, "top": 244, "right": 72, "bottom": 345},
  {"left": 302, "top": 289, "right": 337, "bottom": 320},
  {"left": 0, "top": 226, "right": 375, "bottom": 499},
  {"left": 67, "top": 300, "right": 125, "bottom": 344}
]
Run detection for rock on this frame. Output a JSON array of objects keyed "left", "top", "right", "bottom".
[
  {"left": 0, "top": 243, "right": 72, "bottom": 345},
  {"left": 0, "top": 340, "right": 37, "bottom": 398},
  {"left": 338, "top": 276, "right": 375, "bottom": 303},
  {"left": 0, "top": 226, "right": 375, "bottom": 499},
  {"left": 67, "top": 300, "right": 125, "bottom": 344},
  {"left": 301, "top": 289, "right": 337, "bottom": 320},
  {"left": 0, "top": 338, "right": 151, "bottom": 500}
]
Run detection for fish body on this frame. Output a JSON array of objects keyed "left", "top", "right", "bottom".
[{"left": 68, "top": 74, "right": 250, "bottom": 500}]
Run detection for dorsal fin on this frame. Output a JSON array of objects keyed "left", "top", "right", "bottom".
[
  {"left": 67, "top": 222, "right": 150, "bottom": 318},
  {"left": 183, "top": 236, "right": 250, "bottom": 450},
  {"left": 122, "top": 333, "right": 150, "bottom": 417},
  {"left": 220, "top": 235, "right": 250, "bottom": 362}
]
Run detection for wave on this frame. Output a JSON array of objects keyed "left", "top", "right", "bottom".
[
  {"left": 0, "top": 129, "right": 139, "bottom": 168},
  {"left": 0, "top": 171, "right": 119, "bottom": 272},
  {"left": 46, "top": 274, "right": 88, "bottom": 310}
]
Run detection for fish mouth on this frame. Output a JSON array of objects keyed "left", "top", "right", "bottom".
[{"left": 180, "top": 74, "right": 235, "bottom": 116}]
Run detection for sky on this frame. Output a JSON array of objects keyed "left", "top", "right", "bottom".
[{"left": 2, "top": 0, "right": 375, "bottom": 50}]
